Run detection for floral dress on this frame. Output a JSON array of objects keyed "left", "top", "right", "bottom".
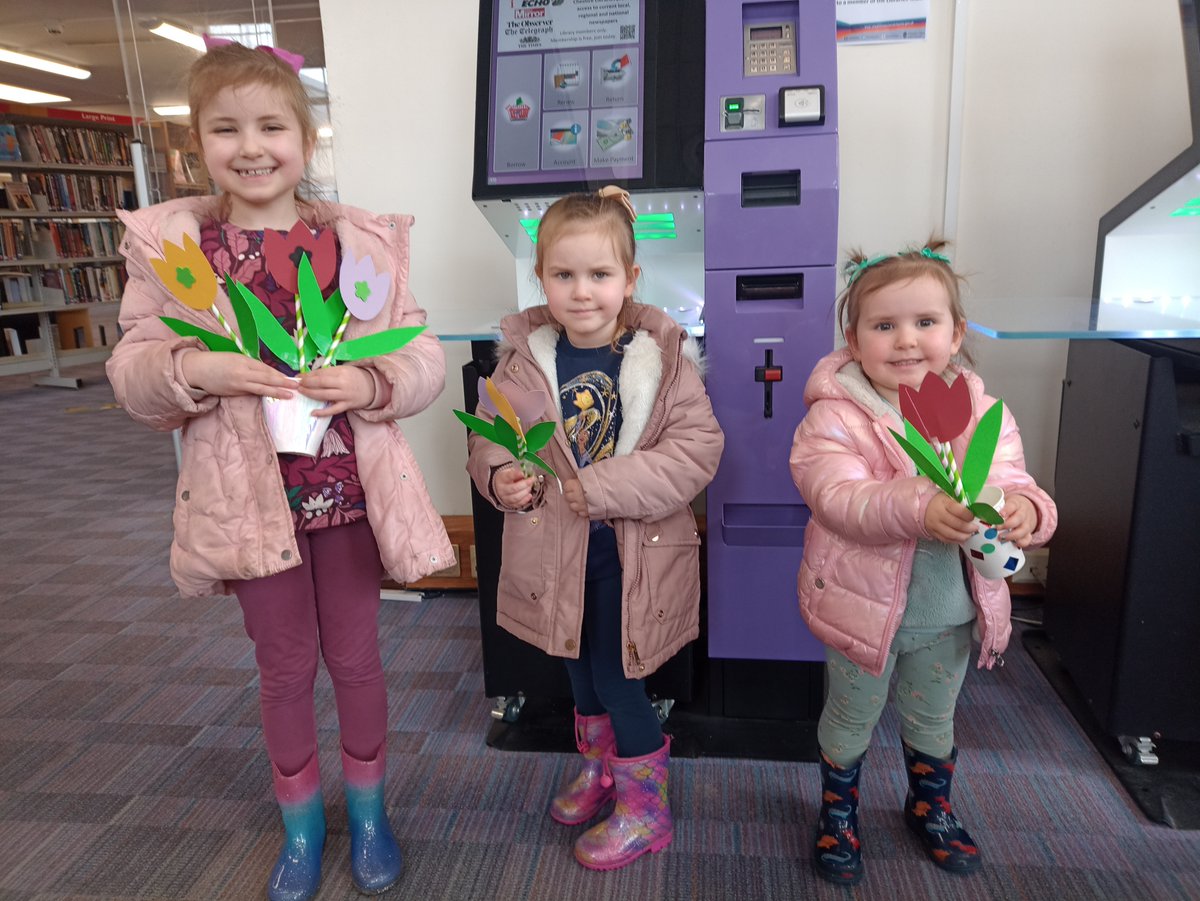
[{"left": 199, "top": 220, "right": 367, "bottom": 532}]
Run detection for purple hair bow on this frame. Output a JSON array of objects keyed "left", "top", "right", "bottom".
[{"left": 202, "top": 34, "right": 304, "bottom": 74}]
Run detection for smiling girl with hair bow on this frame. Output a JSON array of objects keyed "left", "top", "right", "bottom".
[{"left": 106, "top": 38, "right": 451, "bottom": 901}]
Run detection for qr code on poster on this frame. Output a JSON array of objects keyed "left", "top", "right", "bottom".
[{"left": 620, "top": 24, "right": 636, "bottom": 40}]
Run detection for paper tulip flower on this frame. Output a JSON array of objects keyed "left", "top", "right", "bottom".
[
  {"left": 154, "top": 237, "right": 425, "bottom": 374},
  {"left": 263, "top": 221, "right": 337, "bottom": 294},
  {"left": 150, "top": 234, "right": 217, "bottom": 311},
  {"left": 888, "top": 372, "right": 1005, "bottom": 526},
  {"left": 454, "top": 378, "right": 559, "bottom": 482},
  {"left": 340, "top": 253, "right": 391, "bottom": 321}
]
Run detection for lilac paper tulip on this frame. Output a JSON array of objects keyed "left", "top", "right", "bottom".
[
  {"left": 339, "top": 253, "right": 392, "bottom": 321},
  {"left": 477, "top": 377, "right": 548, "bottom": 427}
]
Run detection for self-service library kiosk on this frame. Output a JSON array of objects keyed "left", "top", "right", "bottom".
[{"left": 467, "top": 0, "right": 839, "bottom": 733}]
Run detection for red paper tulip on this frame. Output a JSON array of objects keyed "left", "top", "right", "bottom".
[
  {"left": 899, "top": 372, "right": 973, "bottom": 444},
  {"left": 262, "top": 221, "right": 336, "bottom": 295}
]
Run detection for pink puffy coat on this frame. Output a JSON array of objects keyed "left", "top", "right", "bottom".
[
  {"left": 107, "top": 196, "right": 453, "bottom": 597},
  {"left": 789, "top": 348, "right": 1057, "bottom": 676},
  {"left": 466, "top": 304, "right": 724, "bottom": 679}
]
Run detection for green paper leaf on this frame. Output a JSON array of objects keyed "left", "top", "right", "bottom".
[
  {"left": 297, "top": 255, "right": 331, "bottom": 353},
  {"left": 491, "top": 413, "right": 522, "bottom": 457},
  {"left": 969, "top": 502, "right": 1004, "bottom": 526},
  {"left": 524, "top": 420, "right": 557, "bottom": 454},
  {"left": 161, "top": 316, "right": 241, "bottom": 354},
  {"left": 889, "top": 428, "right": 958, "bottom": 498},
  {"left": 962, "top": 401, "right": 1004, "bottom": 502},
  {"left": 324, "top": 287, "right": 346, "bottom": 330},
  {"left": 232, "top": 279, "right": 299, "bottom": 369},
  {"left": 452, "top": 409, "right": 497, "bottom": 441},
  {"left": 223, "top": 275, "right": 259, "bottom": 360},
  {"left": 904, "top": 419, "right": 952, "bottom": 485},
  {"left": 524, "top": 451, "right": 558, "bottom": 481},
  {"left": 333, "top": 326, "right": 426, "bottom": 362},
  {"left": 303, "top": 331, "right": 320, "bottom": 369}
]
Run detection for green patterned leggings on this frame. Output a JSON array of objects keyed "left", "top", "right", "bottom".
[{"left": 818, "top": 623, "right": 972, "bottom": 768}]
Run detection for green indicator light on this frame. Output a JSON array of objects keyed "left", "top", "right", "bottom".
[
  {"left": 1171, "top": 196, "right": 1200, "bottom": 216},
  {"left": 519, "top": 212, "right": 677, "bottom": 243}
]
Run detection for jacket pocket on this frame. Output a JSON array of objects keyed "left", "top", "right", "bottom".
[
  {"left": 637, "top": 517, "right": 701, "bottom": 631},
  {"left": 498, "top": 512, "right": 549, "bottom": 630}
]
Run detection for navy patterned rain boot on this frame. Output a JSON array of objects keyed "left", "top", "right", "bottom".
[
  {"left": 813, "top": 753, "right": 865, "bottom": 886},
  {"left": 903, "top": 744, "right": 982, "bottom": 874}
]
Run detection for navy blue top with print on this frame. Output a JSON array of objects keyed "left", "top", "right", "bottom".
[{"left": 557, "top": 333, "right": 628, "bottom": 580}]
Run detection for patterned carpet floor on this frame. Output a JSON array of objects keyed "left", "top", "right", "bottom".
[{"left": 1, "top": 363, "right": 1199, "bottom": 900}]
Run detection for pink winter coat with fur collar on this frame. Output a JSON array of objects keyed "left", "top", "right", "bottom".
[
  {"left": 466, "top": 304, "right": 724, "bottom": 679},
  {"left": 789, "top": 348, "right": 1057, "bottom": 676},
  {"left": 107, "top": 196, "right": 452, "bottom": 597}
]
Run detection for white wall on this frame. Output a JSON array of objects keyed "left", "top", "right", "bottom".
[{"left": 321, "top": 0, "right": 1191, "bottom": 512}]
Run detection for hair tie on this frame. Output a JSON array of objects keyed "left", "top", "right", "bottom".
[
  {"left": 202, "top": 34, "right": 305, "bottom": 74},
  {"left": 844, "top": 246, "right": 952, "bottom": 286},
  {"left": 597, "top": 184, "right": 637, "bottom": 224}
]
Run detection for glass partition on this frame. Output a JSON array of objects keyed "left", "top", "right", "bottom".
[{"left": 110, "top": 1, "right": 334, "bottom": 207}]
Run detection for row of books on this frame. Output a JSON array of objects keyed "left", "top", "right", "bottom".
[
  {"left": 0, "top": 219, "right": 123, "bottom": 261},
  {"left": 32, "top": 220, "right": 123, "bottom": 260},
  {"left": 7, "top": 122, "right": 132, "bottom": 167},
  {"left": 0, "top": 219, "right": 26, "bottom": 260},
  {"left": 42, "top": 264, "right": 128, "bottom": 306},
  {"left": 21, "top": 172, "right": 135, "bottom": 212}
]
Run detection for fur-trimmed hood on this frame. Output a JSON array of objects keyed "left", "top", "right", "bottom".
[{"left": 495, "top": 303, "right": 704, "bottom": 456}]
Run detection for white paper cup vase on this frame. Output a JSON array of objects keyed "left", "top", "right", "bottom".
[
  {"left": 961, "top": 485, "right": 1026, "bottom": 580},
  {"left": 261, "top": 393, "right": 331, "bottom": 457}
]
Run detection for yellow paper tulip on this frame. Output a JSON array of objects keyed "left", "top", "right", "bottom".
[{"left": 151, "top": 234, "right": 218, "bottom": 311}]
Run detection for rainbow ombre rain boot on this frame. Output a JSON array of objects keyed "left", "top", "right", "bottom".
[
  {"left": 268, "top": 754, "right": 326, "bottom": 901},
  {"left": 550, "top": 710, "right": 616, "bottom": 825},
  {"left": 813, "top": 753, "right": 864, "bottom": 886},
  {"left": 574, "top": 736, "right": 672, "bottom": 870},
  {"left": 342, "top": 743, "right": 403, "bottom": 894},
  {"left": 903, "top": 744, "right": 982, "bottom": 874}
]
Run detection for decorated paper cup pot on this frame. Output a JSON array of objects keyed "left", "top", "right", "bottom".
[
  {"left": 961, "top": 485, "right": 1026, "bottom": 580},
  {"left": 261, "top": 393, "right": 331, "bottom": 457}
]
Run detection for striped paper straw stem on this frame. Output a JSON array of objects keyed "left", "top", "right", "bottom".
[
  {"left": 516, "top": 429, "right": 532, "bottom": 477},
  {"left": 320, "top": 310, "right": 352, "bottom": 369},
  {"left": 209, "top": 305, "right": 248, "bottom": 355},
  {"left": 936, "top": 440, "right": 969, "bottom": 504},
  {"left": 295, "top": 297, "right": 306, "bottom": 372}
]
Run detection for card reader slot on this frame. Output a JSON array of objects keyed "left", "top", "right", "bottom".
[
  {"left": 736, "top": 273, "right": 804, "bottom": 301},
  {"left": 741, "top": 170, "right": 801, "bottom": 207}
]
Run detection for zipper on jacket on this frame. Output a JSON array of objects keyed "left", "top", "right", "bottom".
[{"left": 627, "top": 640, "right": 642, "bottom": 671}]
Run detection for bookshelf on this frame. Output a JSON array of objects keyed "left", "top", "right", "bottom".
[
  {"left": 0, "top": 102, "right": 135, "bottom": 388},
  {"left": 147, "top": 121, "right": 210, "bottom": 201}
]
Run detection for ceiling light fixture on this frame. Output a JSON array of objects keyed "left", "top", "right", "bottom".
[
  {"left": 153, "top": 105, "right": 191, "bottom": 117},
  {"left": 148, "top": 22, "right": 206, "bottom": 52},
  {"left": 0, "top": 48, "right": 90, "bottom": 79},
  {"left": 0, "top": 82, "right": 71, "bottom": 104}
]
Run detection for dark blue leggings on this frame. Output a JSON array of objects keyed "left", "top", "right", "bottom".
[{"left": 563, "top": 572, "right": 663, "bottom": 758}]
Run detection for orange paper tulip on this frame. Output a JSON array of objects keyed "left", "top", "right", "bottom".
[{"left": 150, "top": 234, "right": 218, "bottom": 311}]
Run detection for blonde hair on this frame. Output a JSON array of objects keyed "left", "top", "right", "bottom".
[
  {"left": 187, "top": 42, "right": 318, "bottom": 221},
  {"left": 836, "top": 238, "right": 974, "bottom": 365},
  {"left": 534, "top": 190, "right": 638, "bottom": 348}
]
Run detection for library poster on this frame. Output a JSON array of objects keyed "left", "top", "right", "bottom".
[
  {"left": 488, "top": 0, "right": 644, "bottom": 186},
  {"left": 836, "top": 0, "right": 929, "bottom": 44}
]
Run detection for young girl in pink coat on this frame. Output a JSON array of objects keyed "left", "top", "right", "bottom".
[
  {"left": 106, "top": 41, "right": 451, "bottom": 901},
  {"left": 466, "top": 187, "right": 723, "bottom": 871},
  {"left": 789, "top": 243, "right": 1056, "bottom": 886}
]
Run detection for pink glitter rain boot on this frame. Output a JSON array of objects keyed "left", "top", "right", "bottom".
[
  {"left": 549, "top": 710, "right": 616, "bottom": 825},
  {"left": 573, "top": 736, "right": 672, "bottom": 870}
]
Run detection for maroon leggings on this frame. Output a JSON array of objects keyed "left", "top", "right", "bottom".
[{"left": 233, "top": 519, "right": 386, "bottom": 775}]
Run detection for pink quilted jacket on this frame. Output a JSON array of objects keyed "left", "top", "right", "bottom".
[
  {"left": 789, "top": 348, "right": 1057, "bottom": 676},
  {"left": 107, "top": 196, "right": 453, "bottom": 597}
]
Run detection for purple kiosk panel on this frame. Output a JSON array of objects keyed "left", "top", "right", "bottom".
[{"left": 704, "top": 1, "right": 838, "bottom": 660}]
